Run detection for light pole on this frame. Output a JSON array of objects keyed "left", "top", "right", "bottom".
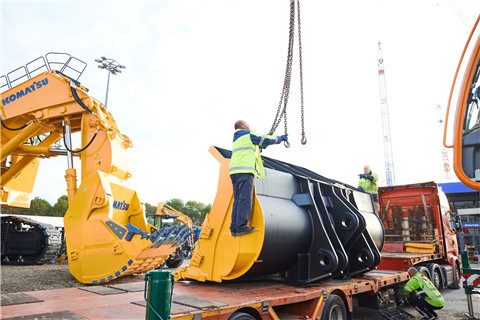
[{"left": 95, "top": 57, "right": 126, "bottom": 109}]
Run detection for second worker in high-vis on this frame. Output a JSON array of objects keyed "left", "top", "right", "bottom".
[
  {"left": 404, "top": 267, "right": 445, "bottom": 320},
  {"left": 229, "top": 120, "right": 287, "bottom": 237}
]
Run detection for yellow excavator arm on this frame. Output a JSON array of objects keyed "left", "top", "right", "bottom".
[
  {"left": 1, "top": 54, "right": 193, "bottom": 283},
  {"left": 156, "top": 202, "right": 193, "bottom": 228}
]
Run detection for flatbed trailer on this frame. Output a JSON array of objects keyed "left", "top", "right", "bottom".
[
  {"left": 0, "top": 269, "right": 411, "bottom": 320},
  {"left": 166, "top": 269, "right": 412, "bottom": 320}
]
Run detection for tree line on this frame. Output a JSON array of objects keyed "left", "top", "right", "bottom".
[{"left": 1, "top": 196, "right": 211, "bottom": 225}]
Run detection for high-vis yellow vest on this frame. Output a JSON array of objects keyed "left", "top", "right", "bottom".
[
  {"left": 229, "top": 130, "right": 275, "bottom": 179},
  {"left": 358, "top": 172, "right": 379, "bottom": 193},
  {"left": 404, "top": 273, "right": 445, "bottom": 308}
]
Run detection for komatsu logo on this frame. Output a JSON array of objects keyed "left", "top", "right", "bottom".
[
  {"left": 1, "top": 78, "right": 49, "bottom": 106},
  {"left": 113, "top": 200, "right": 130, "bottom": 211}
]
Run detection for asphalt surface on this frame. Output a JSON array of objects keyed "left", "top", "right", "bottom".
[
  {"left": 353, "top": 287, "right": 477, "bottom": 320},
  {"left": 1, "top": 259, "right": 477, "bottom": 319}
]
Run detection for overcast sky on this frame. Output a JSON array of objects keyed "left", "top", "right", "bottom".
[{"left": 1, "top": 0, "right": 478, "bottom": 206}]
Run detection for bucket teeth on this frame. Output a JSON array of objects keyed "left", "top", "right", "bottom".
[
  {"left": 149, "top": 227, "right": 167, "bottom": 243},
  {"left": 165, "top": 226, "right": 182, "bottom": 244},
  {"left": 171, "top": 228, "right": 190, "bottom": 247},
  {"left": 177, "top": 230, "right": 193, "bottom": 247},
  {"left": 168, "top": 225, "right": 189, "bottom": 245},
  {"left": 152, "top": 226, "right": 174, "bottom": 248}
]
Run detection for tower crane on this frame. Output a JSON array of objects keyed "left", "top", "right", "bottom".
[
  {"left": 436, "top": 104, "right": 452, "bottom": 181},
  {"left": 377, "top": 41, "right": 396, "bottom": 186}
]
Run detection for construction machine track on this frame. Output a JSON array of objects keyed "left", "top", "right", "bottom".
[{"left": 1, "top": 215, "right": 62, "bottom": 265}]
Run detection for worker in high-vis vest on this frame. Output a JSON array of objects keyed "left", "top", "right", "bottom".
[
  {"left": 404, "top": 267, "right": 444, "bottom": 320},
  {"left": 358, "top": 165, "right": 379, "bottom": 203},
  {"left": 229, "top": 120, "right": 287, "bottom": 237}
]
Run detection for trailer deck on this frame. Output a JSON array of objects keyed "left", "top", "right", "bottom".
[
  {"left": 1, "top": 270, "right": 410, "bottom": 320},
  {"left": 379, "top": 252, "right": 445, "bottom": 270}
]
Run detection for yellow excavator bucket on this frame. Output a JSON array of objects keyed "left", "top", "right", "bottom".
[
  {"left": 174, "top": 146, "right": 266, "bottom": 282},
  {"left": 65, "top": 171, "right": 194, "bottom": 284},
  {"left": 175, "top": 146, "right": 384, "bottom": 286}
]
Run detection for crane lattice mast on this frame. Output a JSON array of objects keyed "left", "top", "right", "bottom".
[
  {"left": 436, "top": 104, "right": 452, "bottom": 181},
  {"left": 377, "top": 41, "right": 396, "bottom": 186}
]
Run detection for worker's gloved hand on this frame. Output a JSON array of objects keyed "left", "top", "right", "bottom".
[
  {"left": 358, "top": 187, "right": 364, "bottom": 192},
  {"left": 281, "top": 135, "right": 288, "bottom": 142},
  {"left": 358, "top": 174, "right": 367, "bottom": 179}
]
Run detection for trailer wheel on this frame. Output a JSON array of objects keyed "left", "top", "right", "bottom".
[
  {"left": 433, "top": 268, "right": 442, "bottom": 290},
  {"left": 228, "top": 312, "right": 256, "bottom": 320},
  {"left": 320, "top": 294, "right": 346, "bottom": 320},
  {"left": 448, "top": 263, "right": 461, "bottom": 289}
]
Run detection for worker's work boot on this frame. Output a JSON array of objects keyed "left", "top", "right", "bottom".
[{"left": 236, "top": 227, "right": 255, "bottom": 237}]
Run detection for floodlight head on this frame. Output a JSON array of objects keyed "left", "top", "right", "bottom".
[
  {"left": 101, "top": 56, "right": 107, "bottom": 60},
  {"left": 119, "top": 65, "right": 126, "bottom": 69},
  {"left": 115, "top": 69, "right": 122, "bottom": 73},
  {"left": 95, "top": 59, "right": 103, "bottom": 63},
  {"left": 98, "top": 65, "right": 105, "bottom": 69}
]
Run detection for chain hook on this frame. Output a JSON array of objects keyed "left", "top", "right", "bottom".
[
  {"left": 301, "top": 134, "right": 307, "bottom": 145},
  {"left": 284, "top": 140, "right": 291, "bottom": 148}
]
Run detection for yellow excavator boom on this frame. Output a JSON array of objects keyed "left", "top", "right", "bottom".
[{"left": 1, "top": 55, "right": 193, "bottom": 283}]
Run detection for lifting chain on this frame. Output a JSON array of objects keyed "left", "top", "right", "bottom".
[{"left": 268, "top": 0, "right": 306, "bottom": 147}]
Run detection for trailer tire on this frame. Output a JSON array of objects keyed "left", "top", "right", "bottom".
[
  {"left": 448, "top": 263, "right": 461, "bottom": 289},
  {"left": 166, "top": 259, "right": 184, "bottom": 268},
  {"left": 320, "top": 294, "right": 346, "bottom": 320},
  {"left": 433, "top": 268, "right": 442, "bottom": 290},
  {"left": 228, "top": 312, "right": 256, "bottom": 320}
]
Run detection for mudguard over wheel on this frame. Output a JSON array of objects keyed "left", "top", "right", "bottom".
[{"left": 448, "top": 263, "right": 461, "bottom": 289}]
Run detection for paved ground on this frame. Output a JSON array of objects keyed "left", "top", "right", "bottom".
[
  {"left": 1, "top": 259, "right": 478, "bottom": 319},
  {"left": 354, "top": 286, "right": 478, "bottom": 319},
  {"left": 349, "top": 262, "right": 480, "bottom": 319}
]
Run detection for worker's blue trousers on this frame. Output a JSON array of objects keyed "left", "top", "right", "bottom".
[{"left": 230, "top": 173, "right": 255, "bottom": 233}]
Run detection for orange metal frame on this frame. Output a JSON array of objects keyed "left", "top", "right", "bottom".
[{"left": 444, "top": 14, "right": 480, "bottom": 190}]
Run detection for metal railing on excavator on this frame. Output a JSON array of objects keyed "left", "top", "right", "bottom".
[
  {"left": 174, "top": 146, "right": 384, "bottom": 286},
  {"left": 0, "top": 53, "right": 193, "bottom": 283}
]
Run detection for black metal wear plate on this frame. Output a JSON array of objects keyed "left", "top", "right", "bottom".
[
  {"left": 173, "top": 295, "right": 228, "bottom": 308},
  {"left": 0, "top": 293, "right": 43, "bottom": 306},
  {"left": 378, "top": 307, "right": 415, "bottom": 320},
  {"left": 108, "top": 283, "right": 144, "bottom": 292},
  {"left": 3, "top": 311, "right": 88, "bottom": 320},
  {"left": 131, "top": 300, "right": 147, "bottom": 307},
  {"left": 105, "top": 221, "right": 126, "bottom": 239},
  {"left": 78, "top": 286, "right": 125, "bottom": 295}
]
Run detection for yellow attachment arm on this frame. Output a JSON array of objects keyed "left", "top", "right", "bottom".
[{"left": 156, "top": 202, "right": 193, "bottom": 228}]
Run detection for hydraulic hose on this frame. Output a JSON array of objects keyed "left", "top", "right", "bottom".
[
  {"left": 62, "top": 124, "right": 99, "bottom": 154},
  {"left": 1, "top": 118, "right": 32, "bottom": 131},
  {"left": 69, "top": 82, "right": 96, "bottom": 116}
]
